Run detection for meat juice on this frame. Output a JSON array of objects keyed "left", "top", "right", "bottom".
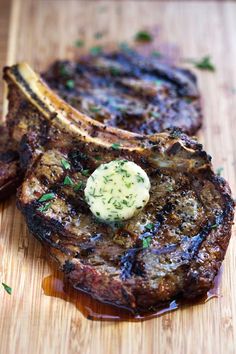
[{"left": 42, "top": 268, "right": 222, "bottom": 322}]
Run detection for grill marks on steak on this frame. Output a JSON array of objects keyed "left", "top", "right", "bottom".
[
  {"left": 4, "top": 63, "right": 234, "bottom": 312},
  {"left": 42, "top": 51, "right": 202, "bottom": 135},
  {"left": 18, "top": 144, "right": 233, "bottom": 309},
  {"left": 0, "top": 51, "right": 202, "bottom": 200}
]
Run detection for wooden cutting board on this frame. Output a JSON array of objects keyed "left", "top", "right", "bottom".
[{"left": 0, "top": 1, "right": 236, "bottom": 353}]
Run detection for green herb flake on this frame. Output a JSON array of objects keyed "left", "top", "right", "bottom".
[
  {"left": 90, "top": 45, "right": 103, "bottom": 56},
  {"left": 94, "top": 31, "right": 104, "bottom": 40},
  {"left": 38, "top": 193, "right": 55, "bottom": 203},
  {"left": 59, "top": 64, "right": 69, "bottom": 77},
  {"left": 136, "top": 174, "right": 145, "bottom": 183},
  {"left": 185, "top": 97, "right": 193, "bottom": 103},
  {"left": 63, "top": 175, "right": 74, "bottom": 186},
  {"left": 135, "top": 30, "right": 153, "bottom": 43},
  {"left": 38, "top": 202, "right": 52, "bottom": 213},
  {"left": 61, "top": 158, "right": 71, "bottom": 170},
  {"left": 119, "top": 42, "right": 131, "bottom": 53},
  {"left": 111, "top": 143, "right": 121, "bottom": 150},
  {"left": 94, "top": 155, "right": 102, "bottom": 161},
  {"left": 89, "top": 106, "right": 101, "bottom": 113},
  {"left": 66, "top": 79, "right": 75, "bottom": 89},
  {"left": 151, "top": 111, "right": 160, "bottom": 119},
  {"left": 74, "top": 181, "right": 84, "bottom": 192},
  {"left": 216, "top": 167, "right": 224, "bottom": 176},
  {"left": 81, "top": 169, "right": 90, "bottom": 177},
  {"left": 170, "top": 130, "right": 181, "bottom": 139},
  {"left": 2, "top": 282, "right": 12, "bottom": 295},
  {"left": 211, "top": 224, "right": 218, "bottom": 229},
  {"left": 103, "top": 175, "right": 112, "bottom": 183},
  {"left": 110, "top": 67, "right": 120, "bottom": 76},
  {"left": 152, "top": 50, "right": 162, "bottom": 58},
  {"left": 142, "top": 236, "right": 152, "bottom": 249},
  {"left": 167, "top": 186, "right": 173, "bottom": 192},
  {"left": 114, "top": 221, "right": 124, "bottom": 228},
  {"left": 75, "top": 39, "right": 84, "bottom": 48},
  {"left": 145, "top": 223, "right": 155, "bottom": 231},
  {"left": 188, "top": 56, "right": 215, "bottom": 72}
]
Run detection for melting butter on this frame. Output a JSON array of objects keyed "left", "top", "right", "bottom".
[{"left": 84, "top": 159, "right": 150, "bottom": 222}]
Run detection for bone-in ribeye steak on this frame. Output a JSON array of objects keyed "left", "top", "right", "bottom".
[
  {"left": 42, "top": 50, "right": 202, "bottom": 135},
  {"left": 3, "top": 63, "right": 234, "bottom": 312},
  {"left": 0, "top": 51, "right": 202, "bottom": 200}
]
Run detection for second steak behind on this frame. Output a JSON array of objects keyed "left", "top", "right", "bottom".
[{"left": 42, "top": 50, "right": 202, "bottom": 135}]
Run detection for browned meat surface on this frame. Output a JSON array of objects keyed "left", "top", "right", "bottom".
[
  {"left": 42, "top": 50, "right": 202, "bottom": 135},
  {"left": 0, "top": 125, "right": 22, "bottom": 199},
  {"left": 0, "top": 51, "right": 202, "bottom": 201},
  {"left": 3, "top": 63, "right": 234, "bottom": 313}
]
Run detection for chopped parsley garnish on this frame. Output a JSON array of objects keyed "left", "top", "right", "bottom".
[
  {"left": 89, "top": 106, "right": 101, "bottom": 113},
  {"left": 135, "top": 30, "right": 153, "bottom": 43},
  {"left": 74, "top": 181, "right": 84, "bottom": 191},
  {"left": 2, "top": 282, "right": 12, "bottom": 295},
  {"left": 170, "top": 130, "right": 182, "bottom": 139},
  {"left": 152, "top": 50, "right": 162, "bottom": 58},
  {"left": 65, "top": 79, "right": 75, "bottom": 89},
  {"left": 142, "top": 236, "right": 152, "bottom": 248},
  {"left": 187, "top": 56, "right": 215, "bottom": 72},
  {"left": 38, "top": 202, "right": 52, "bottom": 213},
  {"left": 90, "top": 45, "right": 103, "bottom": 55},
  {"left": 111, "top": 143, "right": 121, "bottom": 150},
  {"left": 185, "top": 97, "right": 193, "bottom": 103},
  {"left": 136, "top": 173, "right": 145, "bottom": 183},
  {"left": 81, "top": 169, "right": 90, "bottom": 177},
  {"left": 166, "top": 186, "right": 173, "bottom": 192},
  {"left": 151, "top": 111, "right": 160, "bottom": 119},
  {"left": 155, "top": 79, "right": 163, "bottom": 86},
  {"left": 94, "top": 31, "right": 104, "bottom": 39},
  {"left": 103, "top": 175, "right": 112, "bottom": 183},
  {"left": 89, "top": 188, "right": 103, "bottom": 198},
  {"left": 113, "top": 200, "right": 123, "bottom": 210},
  {"left": 211, "top": 224, "right": 218, "bottom": 229},
  {"left": 110, "top": 67, "right": 120, "bottom": 76},
  {"left": 38, "top": 193, "right": 55, "bottom": 203},
  {"left": 113, "top": 221, "right": 124, "bottom": 228},
  {"left": 61, "top": 158, "right": 71, "bottom": 170},
  {"left": 216, "top": 167, "right": 224, "bottom": 176},
  {"left": 145, "top": 223, "right": 155, "bottom": 231},
  {"left": 119, "top": 42, "right": 131, "bottom": 53},
  {"left": 63, "top": 175, "right": 74, "bottom": 186},
  {"left": 94, "top": 155, "right": 102, "bottom": 161},
  {"left": 59, "top": 64, "right": 69, "bottom": 77},
  {"left": 75, "top": 39, "right": 84, "bottom": 47}
]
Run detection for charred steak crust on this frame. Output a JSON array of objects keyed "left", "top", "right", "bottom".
[
  {"left": 0, "top": 50, "right": 202, "bottom": 200},
  {"left": 0, "top": 125, "right": 22, "bottom": 199},
  {"left": 4, "top": 63, "right": 235, "bottom": 312},
  {"left": 42, "top": 50, "right": 202, "bottom": 135}
]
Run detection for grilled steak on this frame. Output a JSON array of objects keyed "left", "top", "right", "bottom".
[
  {"left": 0, "top": 125, "right": 22, "bottom": 199},
  {"left": 42, "top": 50, "right": 202, "bottom": 135},
  {"left": 0, "top": 50, "right": 202, "bottom": 201},
  {"left": 3, "top": 63, "right": 234, "bottom": 312}
]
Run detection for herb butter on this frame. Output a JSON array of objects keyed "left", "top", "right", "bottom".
[{"left": 84, "top": 159, "right": 150, "bottom": 222}]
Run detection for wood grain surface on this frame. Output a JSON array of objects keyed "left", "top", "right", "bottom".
[{"left": 0, "top": 1, "right": 236, "bottom": 353}]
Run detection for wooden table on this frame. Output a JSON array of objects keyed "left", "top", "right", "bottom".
[{"left": 0, "top": 1, "right": 236, "bottom": 353}]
